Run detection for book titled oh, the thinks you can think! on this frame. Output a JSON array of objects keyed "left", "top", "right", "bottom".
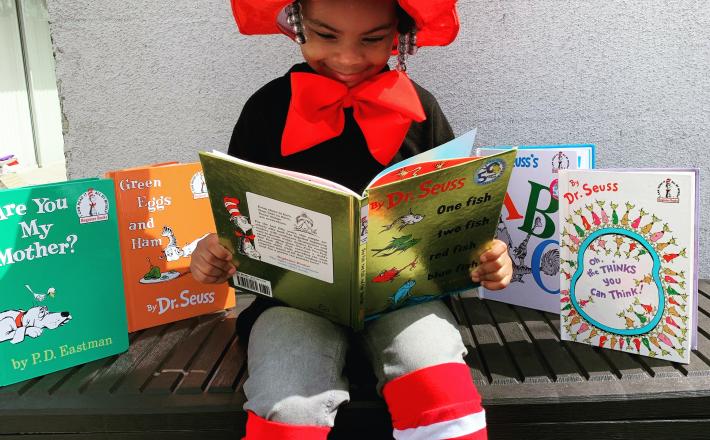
[{"left": 559, "top": 169, "right": 699, "bottom": 363}]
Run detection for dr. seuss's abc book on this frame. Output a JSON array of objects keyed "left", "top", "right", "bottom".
[
  {"left": 199, "top": 132, "right": 515, "bottom": 330},
  {"left": 0, "top": 179, "right": 128, "bottom": 386},
  {"left": 476, "top": 145, "right": 595, "bottom": 313},
  {"left": 559, "top": 169, "right": 699, "bottom": 363},
  {"left": 106, "top": 163, "right": 234, "bottom": 332}
]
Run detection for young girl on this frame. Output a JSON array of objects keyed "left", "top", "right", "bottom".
[{"left": 191, "top": 1, "right": 513, "bottom": 438}]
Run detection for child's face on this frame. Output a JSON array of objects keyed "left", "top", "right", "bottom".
[{"left": 300, "top": 0, "right": 399, "bottom": 88}]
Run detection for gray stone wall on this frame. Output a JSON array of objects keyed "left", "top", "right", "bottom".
[{"left": 47, "top": 0, "right": 708, "bottom": 277}]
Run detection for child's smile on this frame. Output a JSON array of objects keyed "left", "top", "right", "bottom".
[{"left": 299, "top": 0, "right": 399, "bottom": 88}]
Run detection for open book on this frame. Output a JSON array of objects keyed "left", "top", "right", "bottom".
[{"left": 199, "top": 131, "right": 515, "bottom": 329}]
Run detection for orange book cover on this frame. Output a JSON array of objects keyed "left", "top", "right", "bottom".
[{"left": 108, "top": 162, "right": 234, "bottom": 332}]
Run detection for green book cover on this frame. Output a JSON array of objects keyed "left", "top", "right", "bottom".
[
  {"left": 0, "top": 179, "right": 128, "bottom": 386},
  {"left": 200, "top": 140, "right": 515, "bottom": 330}
]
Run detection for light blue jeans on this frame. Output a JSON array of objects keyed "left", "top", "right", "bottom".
[{"left": 243, "top": 300, "right": 467, "bottom": 427}]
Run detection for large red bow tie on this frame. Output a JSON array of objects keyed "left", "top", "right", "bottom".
[
  {"left": 235, "top": 231, "right": 255, "bottom": 242},
  {"left": 282, "top": 71, "right": 426, "bottom": 166}
]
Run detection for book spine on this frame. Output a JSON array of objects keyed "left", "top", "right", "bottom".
[
  {"left": 107, "top": 171, "right": 137, "bottom": 332},
  {"left": 351, "top": 198, "right": 368, "bottom": 331},
  {"left": 0, "top": 347, "right": 5, "bottom": 386}
]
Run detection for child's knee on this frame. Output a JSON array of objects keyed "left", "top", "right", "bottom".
[{"left": 363, "top": 301, "right": 467, "bottom": 385}]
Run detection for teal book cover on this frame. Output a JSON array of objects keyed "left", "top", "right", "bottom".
[{"left": 0, "top": 179, "right": 129, "bottom": 386}]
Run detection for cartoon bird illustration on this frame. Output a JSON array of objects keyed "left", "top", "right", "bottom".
[{"left": 25, "top": 285, "right": 56, "bottom": 302}]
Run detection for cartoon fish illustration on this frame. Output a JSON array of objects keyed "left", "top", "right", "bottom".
[
  {"left": 380, "top": 209, "right": 425, "bottom": 233},
  {"left": 388, "top": 280, "right": 417, "bottom": 307},
  {"left": 371, "top": 258, "right": 418, "bottom": 283},
  {"left": 372, "top": 235, "right": 421, "bottom": 257}
]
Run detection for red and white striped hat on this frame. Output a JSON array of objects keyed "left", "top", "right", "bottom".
[{"left": 223, "top": 196, "right": 242, "bottom": 219}]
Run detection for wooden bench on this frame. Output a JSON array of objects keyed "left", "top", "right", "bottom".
[{"left": 2, "top": 280, "right": 710, "bottom": 439}]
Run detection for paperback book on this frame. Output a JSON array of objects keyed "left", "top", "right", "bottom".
[
  {"left": 0, "top": 179, "right": 128, "bottom": 386},
  {"left": 199, "top": 132, "right": 515, "bottom": 330},
  {"left": 477, "top": 145, "right": 595, "bottom": 313},
  {"left": 558, "top": 169, "right": 699, "bottom": 363},
  {"left": 107, "top": 162, "right": 234, "bottom": 332}
]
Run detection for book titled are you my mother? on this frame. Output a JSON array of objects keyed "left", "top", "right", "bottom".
[{"left": 0, "top": 179, "right": 128, "bottom": 386}]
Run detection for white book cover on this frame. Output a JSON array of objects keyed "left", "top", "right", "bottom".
[
  {"left": 558, "top": 169, "right": 699, "bottom": 363},
  {"left": 476, "top": 145, "right": 594, "bottom": 313}
]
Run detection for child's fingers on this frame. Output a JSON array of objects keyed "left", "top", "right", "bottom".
[
  {"left": 477, "top": 264, "right": 510, "bottom": 282},
  {"left": 203, "top": 235, "right": 233, "bottom": 262},
  {"left": 479, "top": 239, "right": 508, "bottom": 263},
  {"left": 481, "top": 274, "right": 512, "bottom": 290},
  {"left": 474, "top": 252, "right": 510, "bottom": 278},
  {"left": 190, "top": 251, "right": 235, "bottom": 283}
]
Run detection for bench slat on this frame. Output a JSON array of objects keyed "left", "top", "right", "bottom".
[
  {"left": 484, "top": 301, "right": 552, "bottom": 383},
  {"left": 461, "top": 297, "right": 520, "bottom": 384},
  {"left": 514, "top": 306, "right": 584, "bottom": 383}
]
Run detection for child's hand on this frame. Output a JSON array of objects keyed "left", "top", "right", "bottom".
[
  {"left": 190, "top": 233, "right": 237, "bottom": 284},
  {"left": 471, "top": 239, "right": 512, "bottom": 290}
]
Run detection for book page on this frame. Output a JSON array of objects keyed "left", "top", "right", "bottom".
[
  {"left": 245, "top": 192, "right": 334, "bottom": 284},
  {"left": 365, "top": 128, "right": 477, "bottom": 188}
]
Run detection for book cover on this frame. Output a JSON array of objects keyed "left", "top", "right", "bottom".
[
  {"left": 199, "top": 133, "right": 515, "bottom": 330},
  {"left": 108, "top": 162, "right": 234, "bottom": 332},
  {"left": 477, "top": 145, "right": 594, "bottom": 313},
  {"left": 0, "top": 179, "right": 128, "bottom": 386},
  {"left": 558, "top": 169, "right": 699, "bottom": 363}
]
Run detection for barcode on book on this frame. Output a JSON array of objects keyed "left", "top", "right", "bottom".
[{"left": 233, "top": 272, "right": 273, "bottom": 297}]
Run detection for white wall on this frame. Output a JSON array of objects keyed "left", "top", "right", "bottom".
[{"left": 47, "top": 0, "right": 708, "bottom": 277}]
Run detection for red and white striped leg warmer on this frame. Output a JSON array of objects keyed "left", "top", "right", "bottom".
[
  {"left": 383, "top": 363, "right": 487, "bottom": 440},
  {"left": 242, "top": 411, "right": 330, "bottom": 440}
]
